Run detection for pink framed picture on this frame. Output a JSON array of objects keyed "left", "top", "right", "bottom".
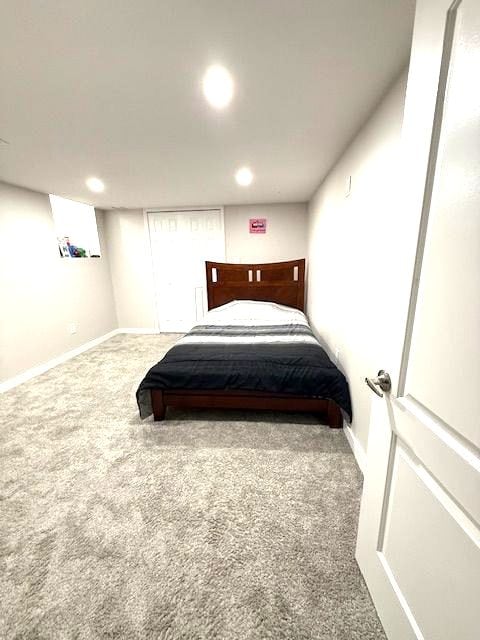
[{"left": 249, "top": 218, "right": 267, "bottom": 234}]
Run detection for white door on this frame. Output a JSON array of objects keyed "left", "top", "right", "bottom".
[
  {"left": 147, "top": 209, "right": 225, "bottom": 332},
  {"left": 356, "top": 1, "right": 480, "bottom": 639}
]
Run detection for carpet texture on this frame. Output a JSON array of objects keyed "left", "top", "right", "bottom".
[{"left": 0, "top": 334, "right": 385, "bottom": 639}]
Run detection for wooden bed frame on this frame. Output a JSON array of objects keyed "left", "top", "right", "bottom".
[{"left": 152, "top": 259, "right": 343, "bottom": 428}]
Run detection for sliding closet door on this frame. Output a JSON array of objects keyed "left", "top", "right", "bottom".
[{"left": 147, "top": 209, "right": 225, "bottom": 332}]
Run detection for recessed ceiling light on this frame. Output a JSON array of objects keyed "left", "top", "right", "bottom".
[
  {"left": 235, "top": 167, "right": 253, "bottom": 187},
  {"left": 202, "top": 65, "right": 234, "bottom": 109},
  {"left": 86, "top": 177, "right": 105, "bottom": 193}
]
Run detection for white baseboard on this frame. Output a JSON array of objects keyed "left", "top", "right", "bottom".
[
  {"left": 343, "top": 424, "right": 367, "bottom": 475},
  {"left": 117, "top": 327, "right": 159, "bottom": 334},
  {"left": 0, "top": 327, "right": 165, "bottom": 392},
  {"left": 0, "top": 329, "right": 120, "bottom": 393}
]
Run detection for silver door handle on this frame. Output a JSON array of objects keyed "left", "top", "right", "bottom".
[{"left": 365, "top": 370, "right": 391, "bottom": 398}]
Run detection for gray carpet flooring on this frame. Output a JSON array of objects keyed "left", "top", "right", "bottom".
[{"left": 0, "top": 334, "right": 385, "bottom": 639}]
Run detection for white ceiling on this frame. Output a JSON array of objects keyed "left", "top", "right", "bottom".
[{"left": 0, "top": 0, "right": 415, "bottom": 209}]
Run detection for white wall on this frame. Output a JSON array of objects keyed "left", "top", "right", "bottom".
[
  {"left": 0, "top": 181, "right": 117, "bottom": 382},
  {"left": 105, "top": 203, "right": 308, "bottom": 328},
  {"left": 103, "top": 210, "right": 156, "bottom": 330},
  {"left": 224, "top": 203, "right": 307, "bottom": 263},
  {"left": 307, "top": 71, "right": 408, "bottom": 452}
]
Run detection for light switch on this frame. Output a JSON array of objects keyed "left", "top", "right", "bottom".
[{"left": 345, "top": 175, "right": 352, "bottom": 198}]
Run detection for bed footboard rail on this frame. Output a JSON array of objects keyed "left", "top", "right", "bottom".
[{"left": 151, "top": 389, "right": 343, "bottom": 428}]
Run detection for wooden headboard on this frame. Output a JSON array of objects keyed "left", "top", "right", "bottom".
[{"left": 205, "top": 259, "right": 305, "bottom": 312}]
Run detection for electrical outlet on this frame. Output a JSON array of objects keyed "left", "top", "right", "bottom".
[{"left": 68, "top": 322, "right": 77, "bottom": 335}]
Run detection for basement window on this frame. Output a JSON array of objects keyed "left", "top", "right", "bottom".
[{"left": 49, "top": 194, "right": 101, "bottom": 258}]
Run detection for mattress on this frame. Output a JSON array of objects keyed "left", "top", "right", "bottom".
[{"left": 136, "top": 300, "right": 352, "bottom": 420}]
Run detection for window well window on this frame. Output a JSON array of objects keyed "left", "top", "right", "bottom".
[{"left": 49, "top": 194, "right": 101, "bottom": 258}]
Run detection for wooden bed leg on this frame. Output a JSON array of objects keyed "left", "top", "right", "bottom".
[
  {"left": 327, "top": 400, "right": 343, "bottom": 429},
  {"left": 152, "top": 390, "right": 166, "bottom": 421}
]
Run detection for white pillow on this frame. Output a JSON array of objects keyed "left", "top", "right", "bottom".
[{"left": 204, "top": 299, "right": 307, "bottom": 327}]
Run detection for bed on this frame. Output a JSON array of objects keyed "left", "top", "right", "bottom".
[{"left": 136, "top": 259, "right": 351, "bottom": 428}]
